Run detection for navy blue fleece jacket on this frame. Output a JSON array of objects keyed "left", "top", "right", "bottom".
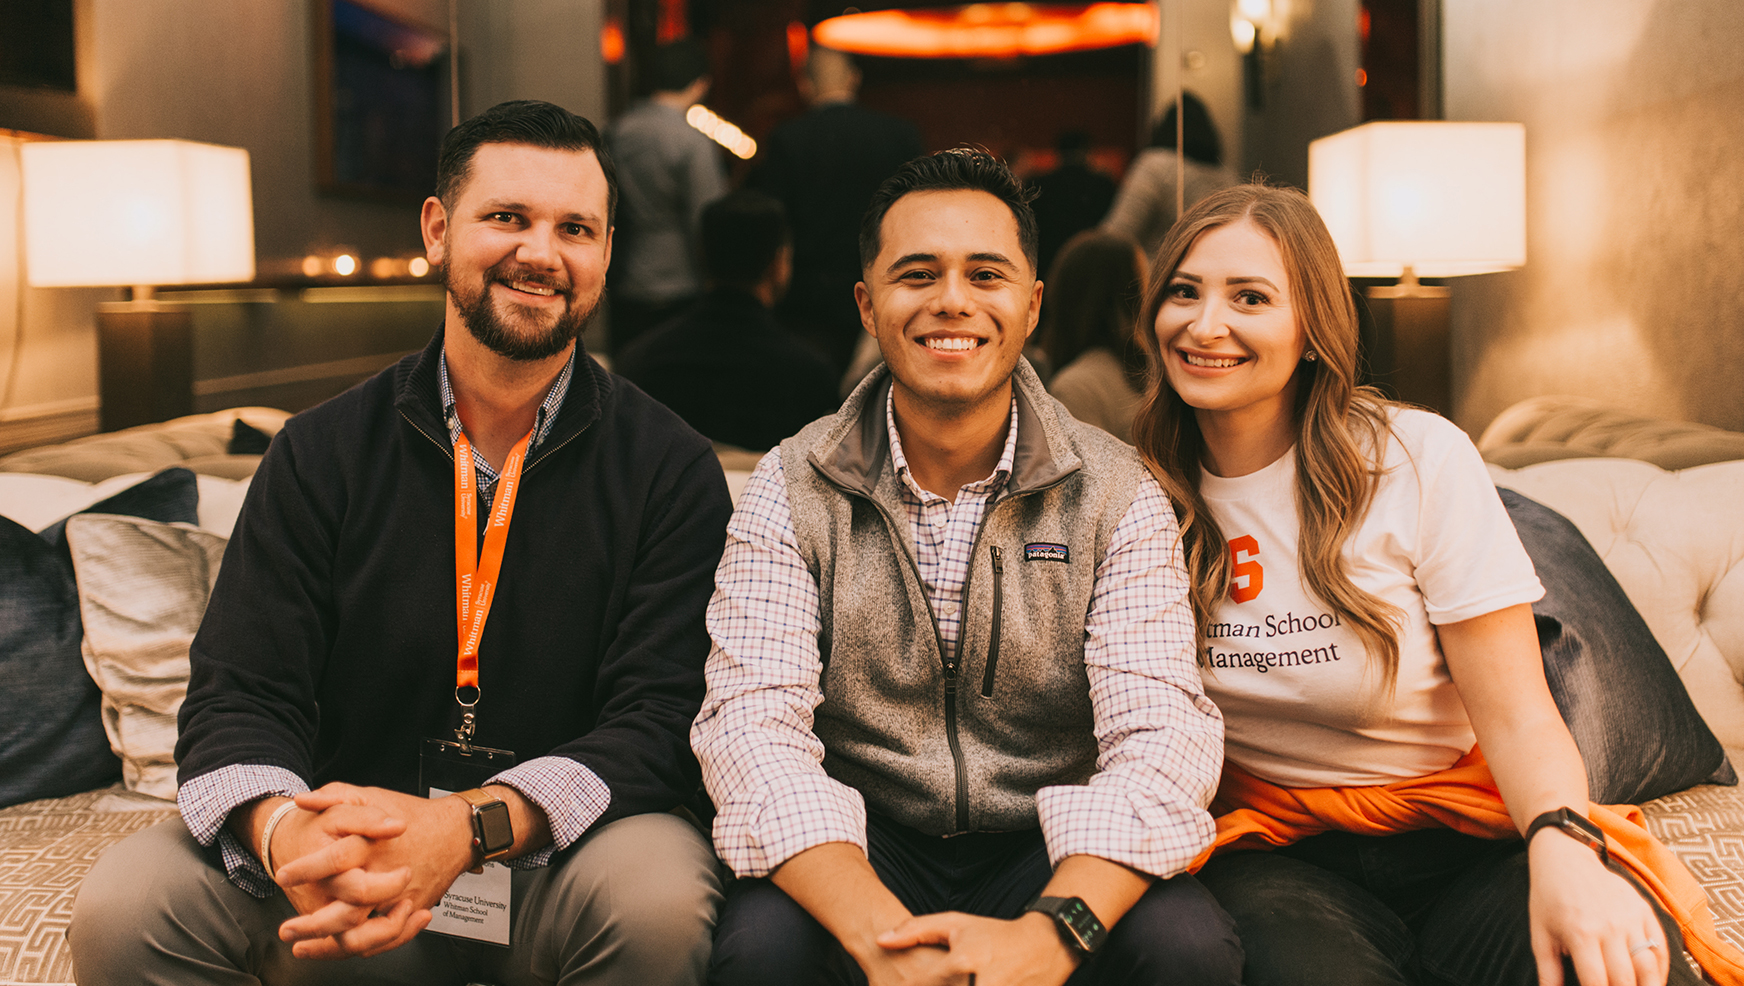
[{"left": 175, "top": 329, "right": 731, "bottom": 824}]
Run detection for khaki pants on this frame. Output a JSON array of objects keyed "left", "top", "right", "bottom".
[{"left": 69, "top": 812, "right": 721, "bottom": 986}]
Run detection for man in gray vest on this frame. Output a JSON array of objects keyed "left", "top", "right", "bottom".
[{"left": 693, "top": 149, "right": 1241, "bottom": 986}]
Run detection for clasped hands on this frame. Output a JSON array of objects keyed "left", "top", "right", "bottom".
[
  {"left": 262, "top": 783, "right": 477, "bottom": 960},
  {"left": 852, "top": 910, "right": 1081, "bottom": 986}
]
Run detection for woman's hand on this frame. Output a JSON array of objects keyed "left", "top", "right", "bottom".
[{"left": 1529, "top": 831, "right": 1670, "bottom": 986}]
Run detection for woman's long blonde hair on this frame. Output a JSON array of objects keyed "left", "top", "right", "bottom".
[{"left": 1130, "top": 183, "right": 1406, "bottom": 692}]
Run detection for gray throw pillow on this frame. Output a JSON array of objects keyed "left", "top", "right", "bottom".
[{"left": 1500, "top": 487, "right": 1735, "bottom": 804}]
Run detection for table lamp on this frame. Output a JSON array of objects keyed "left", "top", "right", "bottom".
[
  {"left": 1309, "top": 121, "right": 1525, "bottom": 414},
  {"left": 21, "top": 139, "right": 255, "bottom": 432}
]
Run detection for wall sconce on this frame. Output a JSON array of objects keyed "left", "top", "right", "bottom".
[
  {"left": 1232, "top": 0, "right": 1281, "bottom": 108},
  {"left": 22, "top": 139, "right": 255, "bottom": 432},
  {"left": 1310, "top": 121, "right": 1527, "bottom": 413}
]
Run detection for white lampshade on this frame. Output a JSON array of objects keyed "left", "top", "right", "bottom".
[
  {"left": 1309, "top": 121, "right": 1525, "bottom": 278},
  {"left": 21, "top": 139, "right": 255, "bottom": 288}
]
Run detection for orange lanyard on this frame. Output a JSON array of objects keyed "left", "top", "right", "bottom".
[{"left": 453, "top": 427, "right": 533, "bottom": 710}]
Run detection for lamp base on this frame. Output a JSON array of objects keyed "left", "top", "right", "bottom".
[
  {"left": 96, "top": 301, "right": 193, "bottom": 432},
  {"left": 1363, "top": 289, "right": 1450, "bottom": 415}
]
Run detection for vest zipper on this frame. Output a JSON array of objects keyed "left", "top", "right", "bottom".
[
  {"left": 980, "top": 545, "right": 1003, "bottom": 698},
  {"left": 941, "top": 655, "right": 969, "bottom": 831},
  {"left": 828, "top": 486, "right": 967, "bottom": 831}
]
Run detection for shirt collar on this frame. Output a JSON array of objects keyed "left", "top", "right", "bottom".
[
  {"left": 439, "top": 343, "right": 577, "bottom": 455},
  {"left": 884, "top": 383, "right": 1019, "bottom": 502}
]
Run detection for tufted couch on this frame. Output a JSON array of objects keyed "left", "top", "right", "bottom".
[
  {"left": 0, "top": 409, "right": 286, "bottom": 986},
  {"left": 1481, "top": 397, "right": 1744, "bottom": 955},
  {"left": 1, "top": 397, "right": 1742, "bottom": 983}
]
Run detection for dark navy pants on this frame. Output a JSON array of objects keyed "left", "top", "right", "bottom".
[
  {"left": 1196, "top": 827, "right": 1700, "bottom": 986},
  {"left": 709, "top": 813, "right": 1243, "bottom": 986}
]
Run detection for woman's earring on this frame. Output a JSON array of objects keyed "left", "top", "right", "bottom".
[{"left": 1304, "top": 350, "right": 1319, "bottom": 362}]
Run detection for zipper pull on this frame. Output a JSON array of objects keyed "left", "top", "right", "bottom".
[
  {"left": 944, "top": 660, "right": 958, "bottom": 693},
  {"left": 992, "top": 545, "right": 1003, "bottom": 574}
]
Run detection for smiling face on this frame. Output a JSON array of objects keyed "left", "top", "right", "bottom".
[
  {"left": 1155, "top": 218, "right": 1307, "bottom": 436},
  {"left": 855, "top": 189, "right": 1042, "bottom": 418},
  {"left": 422, "top": 142, "right": 613, "bottom": 362}
]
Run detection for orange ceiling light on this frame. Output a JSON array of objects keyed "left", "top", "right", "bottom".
[{"left": 813, "top": 3, "right": 1157, "bottom": 59}]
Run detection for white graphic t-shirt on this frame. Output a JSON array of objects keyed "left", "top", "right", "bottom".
[{"left": 1198, "top": 409, "right": 1544, "bottom": 788}]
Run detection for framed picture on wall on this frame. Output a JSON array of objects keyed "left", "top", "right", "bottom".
[{"left": 313, "top": 0, "right": 451, "bottom": 202}]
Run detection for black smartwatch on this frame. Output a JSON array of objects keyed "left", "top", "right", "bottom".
[
  {"left": 455, "top": 787, "right": 515, "bottom": 864},
  {"left": 1025, "top": 895, "right": 1108, "bottom": 956},
  {"left": 1526, "top": 807, "right": 1607, "bottom": 863}
]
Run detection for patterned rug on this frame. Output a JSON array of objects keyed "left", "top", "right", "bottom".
[
  {"left": 1, "top": 781, "right": 1742, "bottom": 983},
  {"left": 1643, "top": 781, "right": 1744, "bottom": 952},
  {"left": 0, "top": 789, "right": 175, "bottom": 985}
]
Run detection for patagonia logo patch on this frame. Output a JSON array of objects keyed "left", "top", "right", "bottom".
[{"left": 1024, "top": 542, "right": 1070, "bottom": 563}]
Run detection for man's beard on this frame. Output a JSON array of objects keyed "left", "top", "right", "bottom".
[{"left": 447, "top": 257, "right": 600, "bottom": 362}]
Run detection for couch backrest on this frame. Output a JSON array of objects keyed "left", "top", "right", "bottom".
[
  {"left": 1479, "top": 395, "right": 1744, "bottom": 470},
  {"left": 0, "top": 407, "right": 289, "bottom": 482},
  {"left": 1489, "top": 458, "right": 1744, "bottom": 750}
]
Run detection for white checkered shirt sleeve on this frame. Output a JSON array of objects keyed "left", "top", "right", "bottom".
[
  {"left": 692, "top": 450, "right": 869, "bottom": 879},
  {"left": 1034, "top": 471, "right": 1224, "bottom": 879},
  {"left": 486, "top": 756, "right": 613, "bottom": 867},
  {"left": 178, "top": 763, "right": 310, "bottom": 897}
]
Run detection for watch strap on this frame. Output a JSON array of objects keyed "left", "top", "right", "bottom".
[{"left": 1526, "top": 807, "right": 1607, "bottom": 863}]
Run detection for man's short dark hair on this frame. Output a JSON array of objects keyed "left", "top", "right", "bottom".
[
  {"left": 858, "top": 148, "right": 1038, "bottom": 274},
  {"left": 653, "top": 38, "right": 709, "bottom": 93},
  {"left": 703, "top": 190, "right": 788, "bottom": 287},
  {"left": 435, "top": 99, "right": 618, "bottom": 224}
]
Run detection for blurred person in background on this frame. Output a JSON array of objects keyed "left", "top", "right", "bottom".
[
  {"left": 616, "top": 190, "right": 838, "bottom": 452},
  {"left": 606, "top": 38, "right": 728, "bottom": 351},
  {"left": 1028, "top": 131, "right": 1117, "bottom": 281},
  {"left": 1102, "top": 92, "right": 1236, "bottom": 259},
  {"left": 1041, "top": 229, "right": 1149, "bottom": 444},
  {"left": 751, "top": 45, "right": 924, "bottom": 377}
]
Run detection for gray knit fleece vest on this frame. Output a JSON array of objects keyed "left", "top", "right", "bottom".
[{"left": 780, "top": 360, "right": 1146, "bottom": 836}]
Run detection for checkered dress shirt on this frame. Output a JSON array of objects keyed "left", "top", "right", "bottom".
[
  {"left": 693, "top": 390, "right": 1223, "bottom": 880},
  {"left": 179, "top": 344, "right": 611, "bottom": 897}
]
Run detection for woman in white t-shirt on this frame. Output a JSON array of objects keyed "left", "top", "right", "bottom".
[{"left": 1132, "top": 184, "right": 1689, "bottom": 986}]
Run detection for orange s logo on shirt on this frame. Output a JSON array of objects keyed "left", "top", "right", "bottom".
[{"left": 1229, "top": 535, "right": 1263, "bottom": 603}]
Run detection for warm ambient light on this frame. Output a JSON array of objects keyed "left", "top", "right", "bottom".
[
  {"left": 1231, "top": 16, "right": 1257, "bottom": 53},
  {"left": 813, "top": 2, "right": 1157, "bottom": 59},
  {"left": 686, "top": 104, "right": 756, "bottom": 160},
  {"left": 21, "top": 139, "right": 255, "bottom": 290},
  {"left": 1237, "top": 0, "right": 1272, "bottom": 21},
  {"left": 1309, "top": 121, "right": 1526, "bottom": 280},
  {"left": 408, "top": 256, "right": 430, "bottom": 277},
  {"left": 332, "top": 254, "right": 358, "bottom": 276},
  {"left": 786, "top": 20, "right": 810, "bottom": 74},
  {"left": 600, "top": 17, "right": 626, "bottom": 64}
]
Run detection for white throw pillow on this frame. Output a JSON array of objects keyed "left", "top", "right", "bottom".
[{"left": 65, "top": 513, "right": 226, "bottom": 800}]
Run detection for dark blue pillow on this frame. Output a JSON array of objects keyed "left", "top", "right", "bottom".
[
  {"left": 228, "top": 417, "right": 273, "bottom": 455},
  {"left": 1501, "top": 487, "right": 1735, "bottom": 805},
  {"left": 0, "top": 467, "right": 200, "bottom": 808},
  {"left": 0, "top": 517, "right": 120, "bottom": 806},
  {"left": 37, "top": 466, "right": 200, "bottom": 555}
]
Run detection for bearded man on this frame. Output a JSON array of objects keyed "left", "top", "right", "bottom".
[{"left": 69, "top": 100, "right": 730, "bottom": 986}]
